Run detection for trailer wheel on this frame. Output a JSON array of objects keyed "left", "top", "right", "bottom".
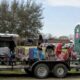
[
  {"left": 52, "top": 64, "right": 68, "bottom": 78},
  {"left": 34, "top": 64, "right": 49, "bottom": 78}
]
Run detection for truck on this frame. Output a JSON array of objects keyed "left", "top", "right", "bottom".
[{"left": 0, "top": 25, "right": 80, "bottom": 79}]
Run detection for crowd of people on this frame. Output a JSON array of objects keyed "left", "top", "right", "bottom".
[
  {"left": 28, "top": 34, "right": 77, "bottom": 61},
  {"left": 0, "top": 34, "right": 77, "bottom": 65}
]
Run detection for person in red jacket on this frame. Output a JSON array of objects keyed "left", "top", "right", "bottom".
[
  {"left": 55, "top": 43, "right": 62, "bottom": 58},
  {"left": 55, "top": 43, "right": 69, "bottom": 61}
]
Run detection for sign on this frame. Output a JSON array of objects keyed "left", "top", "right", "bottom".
[{"left": 76, "top": 33, "right": 79, "bottom": 39}]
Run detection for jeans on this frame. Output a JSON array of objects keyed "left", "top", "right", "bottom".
[{"left": 9, "top": 51, "right": 15, "bottom": 65}]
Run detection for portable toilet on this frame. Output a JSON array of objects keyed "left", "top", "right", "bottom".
[{"left": 74, "top": 24, "right": 80, "bottom": 56}]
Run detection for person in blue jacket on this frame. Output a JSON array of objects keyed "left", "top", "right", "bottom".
[
  {"left": 29, "top": 34, "right": 45, "bottom": 61},
  {"left": 37, "top": 34, "right": 45, "bottom": 60}
]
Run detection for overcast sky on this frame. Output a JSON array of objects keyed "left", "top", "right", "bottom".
[
  {"left": 0, "top": 0, "right": 80, "bottom": 37},
  {"left": 39, "top": 0, "right": 80, "bottom": 37}
]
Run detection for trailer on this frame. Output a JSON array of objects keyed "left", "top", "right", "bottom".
[
  {"left": 0, "top": 26, "right": 80, "bottom": 79},
  {"left": 0, "top": 55, "right": 79, "bottom": 78}
]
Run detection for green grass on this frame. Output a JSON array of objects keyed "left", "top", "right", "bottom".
[
  {"left": 68, "top": 69, "right": 80, "bottom": 73},
  {"left": 0, "top": 69, "right": 25, "bottom": 74},
  {"left": 0, "top": 69, "right": 78, "bottom": 74}
]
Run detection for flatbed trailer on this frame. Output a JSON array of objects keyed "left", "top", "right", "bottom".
[
  {"left": 0, "top": 59, "right": 74, "bottom": 78},
  {"left": 0, "top": 65, "right": 29, "bottom": 69},
  {"left": 0, "top": 55, "right": 80, "bottom": 79},
  {"left": 22, "top": 59, "right": 80, "bottom": 78},
  {"left": 0, "top": 60, "right": 79, "bottom": 70}
]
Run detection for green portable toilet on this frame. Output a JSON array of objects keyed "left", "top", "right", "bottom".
[{"left": 74, "top": 24, "right": 80, "bottom": 56}]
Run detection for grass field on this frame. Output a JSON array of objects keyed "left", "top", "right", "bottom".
[{"left": 0, "top": 68, "right": 79, "bottom": 74}]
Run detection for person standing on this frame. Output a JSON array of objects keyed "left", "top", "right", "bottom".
[
  {"left": 37, "top": 34, "right": 45, "bottom": 60},
  {"left": 9, "top": 38, "right": 16, "bottom": 65}
]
